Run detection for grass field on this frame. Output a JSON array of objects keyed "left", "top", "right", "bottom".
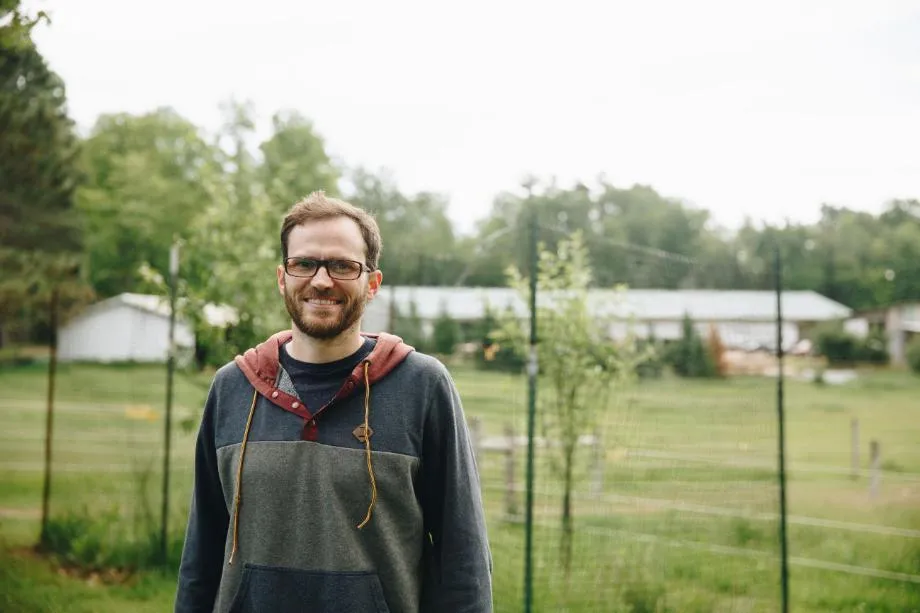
[{"left": 1, "top": 360, "right": 918, "bottom": 612}]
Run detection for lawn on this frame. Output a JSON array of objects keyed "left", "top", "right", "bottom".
[{"left": 1, "top": 360, "right": 918, "bottom": 612}]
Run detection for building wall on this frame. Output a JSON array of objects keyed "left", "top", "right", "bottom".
[
  {"left": 608, "top": 319, "right": 799, "bottom": 350},
  {"left": 360, "top": 296, "right": 391, "bottom": 334},
  {"left": 59, "top": 305, "right": 194, "bottom": 363}
]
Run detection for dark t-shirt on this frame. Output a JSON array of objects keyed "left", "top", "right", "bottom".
[{"left": 279, "top": 338, "right": 376, "bottom": 413}]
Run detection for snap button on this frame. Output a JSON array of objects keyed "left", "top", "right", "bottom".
[
  {"left": 292, "top": 402, "right": 300, "bottom": 409},
  {"left": 271, "top": 391, "right": 279, "bottom": 398}
]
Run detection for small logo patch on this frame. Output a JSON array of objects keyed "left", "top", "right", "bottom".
[{"left": 353, "top": 424, "right": 374, "bottom": 443}]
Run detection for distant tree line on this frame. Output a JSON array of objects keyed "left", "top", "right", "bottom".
[{"left": 4, "top": 0, "right": 920, "bottom": 357}]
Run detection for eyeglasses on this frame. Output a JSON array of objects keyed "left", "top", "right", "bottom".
[{"left": 283, "top": 257, "right": 372, "bottom": 280}]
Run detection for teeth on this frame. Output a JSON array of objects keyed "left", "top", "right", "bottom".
[{"left": 308, "top": 299, "right": 338, "bottom": 305}]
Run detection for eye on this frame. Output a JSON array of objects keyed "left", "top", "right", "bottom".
[
  {"left": 329, "top": 260, "right": 359, "bottom": 275},
  {"left": 290, "top": 258, "right": 318, "bottom": 273}
]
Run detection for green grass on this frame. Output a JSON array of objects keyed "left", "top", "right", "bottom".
[{"left": 1, "top": 361, "right": 919, "bottom": 612}]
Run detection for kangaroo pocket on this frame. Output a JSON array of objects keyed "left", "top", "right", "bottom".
[{"left": 229, "top": 564, "right": 391, "bottom": 613}]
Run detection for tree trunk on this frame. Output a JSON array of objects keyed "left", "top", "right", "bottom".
[{"left": 560, "top": 440, "right": 577, "bottom": 585}]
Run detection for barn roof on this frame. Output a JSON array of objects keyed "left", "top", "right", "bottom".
[
  {"left": 70, "top": 293, "right": 238, "bottom": 328},
  {"left": 372, "top": 287, "right": 852, "bottom": 322}
]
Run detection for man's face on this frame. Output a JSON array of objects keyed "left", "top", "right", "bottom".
[{"left": 277, "top": 217, "right": 381, "bottom": 341}]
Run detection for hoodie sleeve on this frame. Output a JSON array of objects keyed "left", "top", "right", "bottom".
[
  {"left": 174, "top": 379, "right": 229, "bottom": 613},
  {"left": 419, "top": 366, "right": 494, "bottom": 613}
]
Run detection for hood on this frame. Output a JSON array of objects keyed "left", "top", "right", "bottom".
[{"left": 233, "top": 330, "right": 414, "bottom": 416}]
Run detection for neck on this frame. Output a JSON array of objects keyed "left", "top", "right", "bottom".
[{"left": 286, "top": 326, "right": 364, "bottom": 364}]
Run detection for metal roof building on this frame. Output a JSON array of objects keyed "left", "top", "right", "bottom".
[{"left": 362, "top": 287, "right": 852, "bottom": 351}]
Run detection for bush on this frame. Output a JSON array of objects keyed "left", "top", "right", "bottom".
[
  {"left": 856, "top": 331, "right": 889, "bottom": 364},
  {"left": 432, "top": 307, "right": 459, "bottom": 355},
  {"left": 817, "top": 324, "right": 889, "bottom": 366},
  {"left": 816, "top": 326, "right": 858, "bottom": 365},
  {"left": 907, "top": 336, "right": 920, "bottom": 375},
  {"left": 664, "top": 314, "right": 718, "bottom": 378}
]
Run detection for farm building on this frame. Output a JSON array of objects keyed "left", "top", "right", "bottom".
[
  {"left": 57, "top": 293, "right": 237, "bottom": 363},
  {"left": 851, "top": 301, "right": 920, "bottom": 366},
  {"left": 361, "top": 287, "right": 853, "bottom": 352}
]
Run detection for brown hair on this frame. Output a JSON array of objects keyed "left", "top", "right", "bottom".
[{"left": 280, "top": 191, "right": 382, "bottom": 269}]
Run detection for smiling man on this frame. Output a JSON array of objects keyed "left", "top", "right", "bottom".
[{"left": 174, "top": 192, "right": 493, "bottom": 613}]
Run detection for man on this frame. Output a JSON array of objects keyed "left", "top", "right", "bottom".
[{"left": 175, "top": 192, "right": 493, "bottom": 613}]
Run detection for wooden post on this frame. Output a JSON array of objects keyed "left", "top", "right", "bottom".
[
  {"left": 504, "top": 422, "right": 517, "bottom": 518},
  {"left": 869, "top": 440, "right": 880, "bottom": 501},
  {"left": 590, "top": 427, "right": 604, "bottom": 498},
  {"left": 851, "top": 418, "right": 859, "bottom": 480},
  {"left": 40, "top": 286, "right": 60, "bottom": 547}
]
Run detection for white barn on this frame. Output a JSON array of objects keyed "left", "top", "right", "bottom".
[
  {"left": 57, "top": 293, "right": 236, "bottom": 363},
  {"left": 362, "top": 287, "right": 853, "bottom": 352}
]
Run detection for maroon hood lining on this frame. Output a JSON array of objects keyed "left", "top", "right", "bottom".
[{"left": 233, "top": 330, "right": 414, "bottom": 419}]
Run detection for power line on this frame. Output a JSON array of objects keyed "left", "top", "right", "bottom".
[{"left": 536, "top": 222, "right": 698, "bottom": 266}]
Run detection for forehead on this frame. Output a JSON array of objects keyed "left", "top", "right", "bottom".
[{"left": 286, "top": 217, "right": 366, "bottom": 259}]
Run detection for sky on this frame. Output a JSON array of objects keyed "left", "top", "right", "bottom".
[{"left": 23, "top": 0, "right": 920, "bottom": 235}]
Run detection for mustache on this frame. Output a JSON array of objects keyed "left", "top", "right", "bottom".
[{"left": 298, "top": 289, "right": 346, "bottom": 301}]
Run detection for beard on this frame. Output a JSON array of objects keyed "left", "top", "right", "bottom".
[{"left": 283, "top": 282, "right": 368, "bottom": 341}]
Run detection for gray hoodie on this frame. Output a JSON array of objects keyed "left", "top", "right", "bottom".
[{"left": 174, "top": 330, "right": 493, "bottom": 613}]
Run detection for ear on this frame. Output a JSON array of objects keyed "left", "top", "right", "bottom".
[
  {"left": 367, "top": 270, "right": 383, "bottom": 299},
  {"left": 276, "top": 264, "right": 286, "bottom": 295}
]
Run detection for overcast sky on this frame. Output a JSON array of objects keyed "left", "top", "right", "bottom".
[{"left": 24, "top": 0, "right": 920, "bottom": 235}]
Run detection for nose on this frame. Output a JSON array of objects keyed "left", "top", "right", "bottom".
[{"left": 309, "top": 266, "right": 335, "bottom": 290}]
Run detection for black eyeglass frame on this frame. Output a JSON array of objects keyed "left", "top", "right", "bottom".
[{"left": 282, "top": 257, "right": 374, "bottom": 280}]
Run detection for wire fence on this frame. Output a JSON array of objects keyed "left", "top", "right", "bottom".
[{"left": 1, "top": 226, "right": 919, "bottom": 612}]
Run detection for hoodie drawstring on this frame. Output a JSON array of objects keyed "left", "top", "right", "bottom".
[
  {"left": 229, "top": 388, "right": 258, "bottom": 566},
  {"left": 229, "top": 361, "right": 377, "bottom": 567},
  {"left": 357, "top": 360, "right": 378, "bottom": 529}
]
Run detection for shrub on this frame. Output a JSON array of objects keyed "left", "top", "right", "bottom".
[
  {"left": 816, "top": 325, "right": 858, "bottom": 365},
  {"left": 907, "top": 336, "right": 920, "bottom": 375},
  {"left": 664, "top": 313, "right": 718, "bottom": 378},
  {"left": 856, "top": 330, "right": 889, "bottom": 365},
  {"left": 431, "top": 306, "right": 459, "bottom": 355}
]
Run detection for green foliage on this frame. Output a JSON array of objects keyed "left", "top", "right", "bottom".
[
  {"left": 392, "top": 299, "right": 430, "bottom": 353},
  {"left": 816, "top": 323, "right": 889, "bottom": 366},
  {"left": 0, "top": 4, "right": 90, "bottom": 339},
  {"left": 347, "top": 167, "right": 463, "bottom": 285},
  {"left": 857, "top": 330, "right": 889, "bottom": 365},
  {"left": 907, "top": 336, "right": 920, "bottom": 375},
  {"left": 472, "top": 303, "right": 525, "bottom": 373},
  {"left": 260, "top": 110, "right": 340, "bottom": 209},
  {"left": 75, "top": 108, "right": 222, "bottom": 298},
  {"left": 496, "top": 229, "right": 650, "bottom": 581},
  {"left": 664, "top": 314, "right": 718, "bottom": 378},
  {"left": 40, "top": 507, "right": 185, "bottom": 573},
  {"left": 431, "top": 303, "right": 459, "bottom": 355},
  {"left": 816, "top": 324, "right": 858, "bottom": 365}
]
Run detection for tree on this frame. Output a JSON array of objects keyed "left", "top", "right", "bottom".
[
  {"left": 666, "top": 313, "right": 718, "bottom": 378},
  {"left": 907, "top": 336, "right": 920, "bottom": 376},
  {"left": 346, "top": 167, "right": 462, "bottom": 285},
  {"left": 0, "top": 1, "right": 91, "bottom": 344},
  {"left": 260, "top": 110, "right": 340, "bottom": 210},
  {"left": 496, "top": 230, "right": 649, "bottom": 585},
  {"left": 431, "top": 303, "right": 458, "bottom": 355},
  {"left": 75, "top": 108, "right": 222, "bottom": 297}
]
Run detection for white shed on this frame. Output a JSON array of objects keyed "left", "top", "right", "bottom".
[{"left": 58, "top": 293, "right": 197, "bottom": 363}]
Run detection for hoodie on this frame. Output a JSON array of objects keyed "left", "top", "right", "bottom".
[{"left": 174, "top": 330, "right": 493, "bottom": 613}]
